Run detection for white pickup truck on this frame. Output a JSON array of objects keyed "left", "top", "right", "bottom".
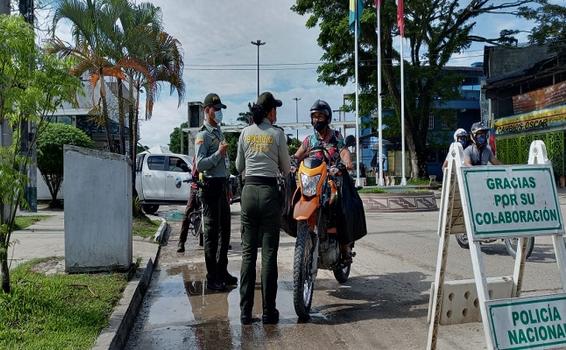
[{"left": 135, "top": 151, "right": 193, "bottom": 214}]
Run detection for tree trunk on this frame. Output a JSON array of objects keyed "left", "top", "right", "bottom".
[
  {"left": 405, "top": 129, "right": 419, "bottom": 179},
  {"left": 128, "top": 79, "right": 135, "bottom": 182},
  {"left": 98, "top": 73, "right": 114, "bottom": 153},
  {"left": 1, "top": 256, "right": 9, "bottom": 293},
  {"left": 117, "top": 78, "right": 126, "bottom": 155}
]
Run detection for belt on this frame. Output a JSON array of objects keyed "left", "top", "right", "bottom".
[
  {"left": 203, "top": 177, "right": 227, "bottom": 185},
  {"left": 245, "top": 176, "right": 277, "bottom": 186}
]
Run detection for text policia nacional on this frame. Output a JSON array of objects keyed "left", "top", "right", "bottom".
[
  {"left": 473, "top": 176, "right": 559, "bottom": 226},
  {"left": 508, "top": 305, "right": 565, "bottom": 346}
]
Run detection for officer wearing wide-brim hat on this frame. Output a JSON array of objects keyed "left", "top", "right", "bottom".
[
  {"left": 236, "top": 91, "right": 291, "bottom": 324},
  {"left": 195, "top": 93, "right": 237, "bottom": 291}
]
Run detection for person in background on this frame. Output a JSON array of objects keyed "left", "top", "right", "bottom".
[
  {"left": 443, "top": 128, "right": 470, "bottom": 169},
  {"left": 178, "top": 156, "right": 199, "bottom": 253},
  {"left": 464, "top": 121, "right": 501, "bottom": 166}
]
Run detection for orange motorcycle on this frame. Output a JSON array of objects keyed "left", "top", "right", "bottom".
[{"left": 292, "top": 147, "right": 352, "bottom": 320}]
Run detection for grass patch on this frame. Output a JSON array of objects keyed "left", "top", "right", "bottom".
[
  {"left": 358, "top": 187, "right": 386, "bottom": 194},
  {"left": 132, "top": 217, "right": 161, "bottom": 239},
  {"left": 0, "top": 259, "right": 127, "bottom": 350},
  {"left": 14, "top": 216, "right": 50, "bottom": 230},
  {"left": 407, "top": 178, "right": 431, "bottom": 186}
]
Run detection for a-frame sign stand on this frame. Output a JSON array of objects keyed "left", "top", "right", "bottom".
[{"left": 427, "top": 141, "right": 566, "bottom": 350}]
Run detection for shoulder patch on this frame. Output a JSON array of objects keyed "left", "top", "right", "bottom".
[{"left": 195, "top": 133, "right": 205, "bottom": 145}]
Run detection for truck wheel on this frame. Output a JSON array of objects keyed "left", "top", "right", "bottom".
[{"left": 142, "top": 204, "right": 159, "bottom": 215}]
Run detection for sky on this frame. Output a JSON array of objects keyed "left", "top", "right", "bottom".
[{"left": 41, "top": 0, "right": 539, "bottom": 149}]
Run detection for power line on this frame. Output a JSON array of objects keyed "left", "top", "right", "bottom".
[
  {"left": 188, "top": 62, "right": 321, "bottom": 67},
  {"left": 184, "top": 52, "right": 486, "bottom": 71},
  {"left": 185, "top": 67, "right": 318, "bottom": 71}
]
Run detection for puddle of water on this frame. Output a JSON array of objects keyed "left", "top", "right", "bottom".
[
  {"left": 164, "top": 210, "right": 185, "bottom": 222},
  {"left": 134, "top": 259, "right": 364, "bottom": 348}
]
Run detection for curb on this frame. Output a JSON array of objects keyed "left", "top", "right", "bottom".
[
  {"left": 92, "top": 219, "right": 169, "bottom": 350},
  {"left": 360, "top": 192, "right": 438, "bottom": 212}
]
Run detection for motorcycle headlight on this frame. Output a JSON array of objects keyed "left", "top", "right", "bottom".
[{"left": 301, "top": 174, "right": 321, "bottom": 197}]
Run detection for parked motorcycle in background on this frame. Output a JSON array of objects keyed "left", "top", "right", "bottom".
[{"left": 455, "top": 233, "right": 535, "bottom": 259}]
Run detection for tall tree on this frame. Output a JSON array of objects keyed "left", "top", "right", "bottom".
[
  {"left": 520, "top": 0, "right": 566, "bottom": 48},
  {"left": 292, "top": 0, "right": 535, "bottom": 177},
  {"left": 168, "top": 122, "right": 188, "bottom": 154},
  {"left": 113, "top": 1, "right": 184, "bottom": 201}
]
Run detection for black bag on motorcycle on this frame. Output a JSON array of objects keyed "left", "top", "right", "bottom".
[
  {"left": 280, "top": 172, "right": 298, "bottom": 237},
  {"left": 337, "top": 172, "right": 367, "bottom": 243}
]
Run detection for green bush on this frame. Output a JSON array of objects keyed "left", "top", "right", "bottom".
[
  {"left": 497, "top": 131, "right": 565, "bottom": 176},
  {"left": 37, "top": 123, "right": 94, "bottom": 207}
]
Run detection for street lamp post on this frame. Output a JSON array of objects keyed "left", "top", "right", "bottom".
[
  {"left": 251, "top": 40, "right": 266, "bottom": 98},
  {"left": 293, "top": 97, "right": 301, "bottom": 140}
]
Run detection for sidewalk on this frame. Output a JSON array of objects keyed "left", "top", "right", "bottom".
[{"left": 9, "top": 209, "right": 159, "bottom": 270}]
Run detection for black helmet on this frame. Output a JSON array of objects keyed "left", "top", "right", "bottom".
[
  {"left": 470, "top": 121, "right": 489, "bottom": 147},
  {"left": 470, "top": 121, "right": 488, "bottom": 136},
  {"left": 310, "top": 100, "right": 332, "bottom": 123}
]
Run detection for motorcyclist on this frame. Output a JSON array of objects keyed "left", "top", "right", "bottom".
[
  {"left": 293, "top": 100, "right": 353, "bottom": 170},
  {"left": 293, "top": 99, "right": 355, "bottom": 261},
  {"left": 464, "top": 121, "right": 501, "bottom": 166},
  {"left": 443, "top": 128, "right": 469, "bottom": 169}
]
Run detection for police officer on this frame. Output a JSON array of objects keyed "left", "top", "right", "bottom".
[
  {"left": 195, "top": 93, "right": 237, "bottom": 291},
  {"left": 236, "top": 92, "right": 290, "bottom": 325}
]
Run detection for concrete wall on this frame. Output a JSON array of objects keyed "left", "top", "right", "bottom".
[{"left": 64, "top": 145, "right": 132, "bottom": 272}]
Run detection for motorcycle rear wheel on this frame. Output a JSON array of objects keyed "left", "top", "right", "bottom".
[
  {"left": 504, "top": 237, "right": 535, "bottom": 259},
  {"left": 293, "top": 221, "right": 316, "bottom": 321}
]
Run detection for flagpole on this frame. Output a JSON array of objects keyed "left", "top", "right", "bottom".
[
  {"left": 399, "top": 8, "right": 407, "bottom": 186},
  {"left": 354, "top": 2, "right": 361, "bottom": 187},
  {"left": 376, "top": 2, "right": 384, "bottom": 187}
]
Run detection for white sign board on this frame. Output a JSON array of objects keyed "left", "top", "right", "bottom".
[
  {"left": 461, "top": 165, "right": 562, "bottom": 240},
  {"left": 487, "top": 293, "right": 566, "bottom": 350}
]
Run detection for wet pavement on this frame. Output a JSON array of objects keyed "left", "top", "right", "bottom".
[{"left": 125, "top": 204, "right": 566, "bottom": 349}]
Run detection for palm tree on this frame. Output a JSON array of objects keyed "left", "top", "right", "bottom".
[
  {"left": 50, "top": 0, "right": 121, "bottom": 152},
  {"left": 117, "top": 2, "right": 184, "bottom": 190}
]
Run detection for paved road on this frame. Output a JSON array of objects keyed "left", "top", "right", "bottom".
[{"left": 125, "top": 203, "right": 566, "bottom": 350}]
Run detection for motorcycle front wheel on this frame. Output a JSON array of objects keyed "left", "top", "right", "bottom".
[
  {"left": 293, "top": 221, "right": 316, "bottom": 321},
  {"left": 504, "top": 237, "right": 535, "bottom": 259},
  {"left": 333, "top": 263, "right": 351, "bottom": 284}
]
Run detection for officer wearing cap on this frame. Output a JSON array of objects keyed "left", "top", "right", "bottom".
[
  {"left": 236, "top": 92, "right": 290, "bottom": 325},
  {"left": 195, "top": 93, "right": 237, "bottom": 291}
]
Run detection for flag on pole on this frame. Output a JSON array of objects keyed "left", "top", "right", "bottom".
[
  {"left": 349, "top": 0, "right": 363, "bottom": 32},
  {"left": 397, "top": 0, "right": 405, "bottom": 36}
]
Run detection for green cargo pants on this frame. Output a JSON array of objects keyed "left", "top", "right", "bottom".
[{"left": 239, "top": 183, "right": 281, "bottom": 315}]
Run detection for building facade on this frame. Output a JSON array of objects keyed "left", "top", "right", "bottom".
[{"left": 483, "top": 44, "right": 565, "bottom": 182}]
